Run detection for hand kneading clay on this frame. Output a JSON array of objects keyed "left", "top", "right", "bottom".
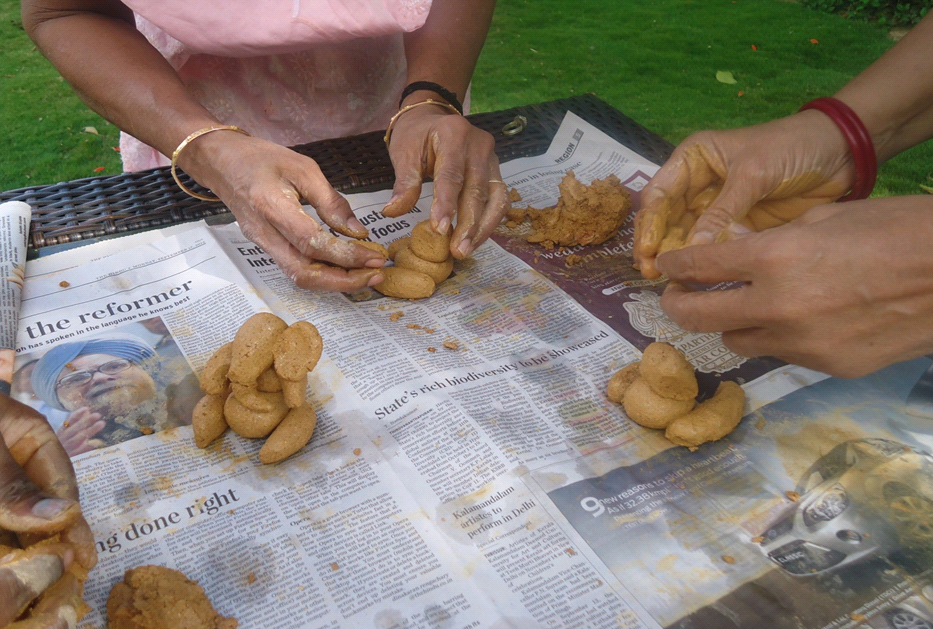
[
  {"left": 606, "top": 342, "right": 746, "bottom": 449},
  {"left": 107, "top": 565, "right": 237, "bottom": 629},
  {"left": 192, "top": 313, "right": 322, "bottom": 463}
]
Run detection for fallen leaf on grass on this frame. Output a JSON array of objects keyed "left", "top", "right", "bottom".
[
  {"left": 716, "top": 71, "right": 737, "bottom": 85},
  {"left": 919, "top": 184, "right": 933, "bottom": 194},
  {"left": 83, "top": 126, "right": 99, "bottom": 135}
]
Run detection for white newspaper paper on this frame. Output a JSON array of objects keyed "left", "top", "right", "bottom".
[{"left": 13, "top": 113, "right": 933, "bottom": 629}]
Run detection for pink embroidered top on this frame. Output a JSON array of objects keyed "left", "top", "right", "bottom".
[{"left": 119, "top": 0, "right": 433, "bottom": 171}]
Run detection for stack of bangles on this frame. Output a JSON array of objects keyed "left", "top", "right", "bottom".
[{"left": 798, "top": 96, "right": 877, "bottom": 201}]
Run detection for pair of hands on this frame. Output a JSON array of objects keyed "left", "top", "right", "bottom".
[
  {"left": 0, "top": 394, "right": 96, "bottom": 628},
  {"left": 634, "top": 111, "right": 933, "bottom": 378},
  {"left": 184, "top": 104, "right": 509, "bottom": 292}
]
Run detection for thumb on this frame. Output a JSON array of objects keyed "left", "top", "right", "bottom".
[{"left": 0, "top": 442, "right": 80, "bottom": 536}]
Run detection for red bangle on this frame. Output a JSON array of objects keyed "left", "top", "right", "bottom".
[{"left": 798, "top": 97, "right": 877, "bottom": 202}]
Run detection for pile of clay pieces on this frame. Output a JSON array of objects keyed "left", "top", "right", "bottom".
[
  {"left": 192, "top": 313, "right": 321, "bottom": 464},
  {"left": 371, "top": 219, "right": 454, "bottom": 299},
  {"left": 607, "top": 342, "right": 746, "bottom": 450}
]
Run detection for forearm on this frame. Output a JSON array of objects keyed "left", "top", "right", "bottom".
[
  {"left": 835, "top": 10, "right": 933, "bottom": 163},
  {"left": 402, "top": 0, "right": 495, "bottom": 107},
  {"left": 22, "top": 0, "right": 218, "bottom": 157}
]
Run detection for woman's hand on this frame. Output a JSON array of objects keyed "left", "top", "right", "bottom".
[
  {"left": 0, "top": 394, "right": 96, "bottom": 627},
  {"left": 382, "top": 103, "right": 511, "bottom": 259},
  {"left": 654, "top": 196, "right": 933, "bottom": 378},
  {"left": 635, "top": 110, "right": 857, "bottom": 278},
  {"left": 176, "top": 132, "right": 388, "bottom": 292}
]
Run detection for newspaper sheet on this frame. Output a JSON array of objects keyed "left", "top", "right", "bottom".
[{"left": 12, "top": 113, "right": 933, "bottom": 629}]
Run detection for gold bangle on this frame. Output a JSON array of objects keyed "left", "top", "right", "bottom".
[
  {"left": 383, "top": 99, "right": 462, "bottom": 148},
  {"left": 171, "top": 125, "right": 251, "bottom": 201}
]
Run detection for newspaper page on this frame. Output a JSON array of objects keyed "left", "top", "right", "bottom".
[
  {"left": 0, "top": 200, "right": 30, "bottom": 392},
  {"left": 11, "top": 112, "right": 933, "bottom": 629}
]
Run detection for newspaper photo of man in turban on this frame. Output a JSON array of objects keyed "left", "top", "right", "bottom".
[{"left": 20, "top": 317, "right": 201, "bottom": 457}]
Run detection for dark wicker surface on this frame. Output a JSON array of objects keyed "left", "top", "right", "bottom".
[{"left": 2, "top": 94, "right": 674, "bottom": 250}]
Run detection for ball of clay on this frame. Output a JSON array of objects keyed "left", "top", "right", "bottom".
[
  {"left": 230, "top": 384, "right": 284, "bottom": 413},
  {"left": 410, "top": 220, "right": 452, "bottom": 263},
  {"left": 226, "top": 313, "right": 288, "bottom": 385},
  {"left": 606, "top": 362, "right": 641, "bottom": 404},
  {"left": 107, "top": 565, "right": 237, "bottom": 629},
  {"left": 259, "top": 402, "right": 318, "bottom": 464},
  {"left": 395, "top": 245, "right": 454, "bottom": 284},
  {"left": 639, "top": 342, "right": 698, "bottom": 401},
  {"left": 192, "top": 394, "right": 228, "bottom": 448},
  {"left": 255, "top": 368, "right": 282, "bottom": 392},
  {"left": 223, "top": 393, "right": 289, "bottom": 439},
  {"left": 373, "top": 266, "right": 436, "bottom": 299},
  {"left": 272, "top": 321, "right": 323, "bottom": 381},
  {"left": 622, "top": 376, "right": 696, "bottom": 430},
  {"left": 198, "top": 342, "right": 232, "bottom": 395},
  {"left": 665, "top": 381, "right": 746, "bottom": 449},
  {"left": 387, "top": 236, "right": 411, "bottom": 261},
  {"left": 280, "top": 376, "right": 308, "bottom": 409}
]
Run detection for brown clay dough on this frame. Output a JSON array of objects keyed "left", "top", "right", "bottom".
[
  {"left": 226, "top": 313, "right": 288, "bottom": 385},
  {"left": 639, "top": 342, "right": 698, "bottom": 401},
  {"left": 409, "top": 219, "right": 452, "bottom": 263},
  {"left": 107, "top": 565, "right": 237, "bottom": 629},
  {"left": 191, "top": 394, "right": 227, "bottom": 448},
  {"left": 606, "top": 342, "right": 746, "bottom": 449},
  {"left": 387, "top": 236, "right": 411, "bottom": 261},
  {"left": 373, "top": 266, "right": 436, "bottom": 299},
  {"left": 514, "top": 171, "right": 632, "bottom": 248},
  {"left": 394, "top": 246, "right": 454, "bottom": 284},
  {"left": 606, "top": 362, "right": 640, "bottom": 404},
  {"left": 665, "top": 381, "right": 746, "bottom": 449},
  {"left": 193, "top": 314, "right": 322, "bottom": 462},
  {"left": 622, "top": 376, "right": 695, "bottom": 429}
]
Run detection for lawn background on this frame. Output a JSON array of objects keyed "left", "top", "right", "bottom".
[{"left": 1, "top": 0, "right": 930, "bottom": 195}]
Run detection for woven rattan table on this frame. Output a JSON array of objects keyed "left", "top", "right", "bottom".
[{"left": 1, "top": 94, "right": 674, "bottom": 254}]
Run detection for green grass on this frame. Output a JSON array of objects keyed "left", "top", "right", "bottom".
[
  {"left": 1, "top": 0, "right": 122, "bottom": 189},
  {"left": 471, "top": 0, "right": 932, "bottom": 196},
  {"left": 2, "top": 0, "right": 931, "bottom": 195}
]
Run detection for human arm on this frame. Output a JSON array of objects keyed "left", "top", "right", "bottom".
[
  {"left": 382, "top": 0, "right": 510, "bottom": 258},
  {"left": 20, "top": 0, "right": 386, "bottom": 292},
  {"left": 0, "top": 394, "right": 96, "bottom": 627},
  {"left": 633, "top": 10, "right": 933, "bottom": 278},
  {"left": 654, "top": 196, "right": 933, "bottom": 378}
]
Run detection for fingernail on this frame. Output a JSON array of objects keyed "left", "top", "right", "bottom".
[
  {"left": 457, "top": 237, "right": 472, "bottom": 257},
  {"left": 365, "top": 257, "right": 386, "bottom": 268},
  {"left": 689, "top": 230, "right": 714, "bottom": 246},
  {"left": 32, "top": 498, "right": 73, "bottom": 520},
  {"left": 436, "top": 216, "right": 451, "bottom": 235},
  {"left": 367, "top": 273, "right": 385, "bottom": 287},
  {"left": 347, "top": 217, "right": 366, "bottom": 233}
]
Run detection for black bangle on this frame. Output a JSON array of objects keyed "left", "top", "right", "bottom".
[{"left": 399, "top": 81, "right": 463, "bottom": 115}]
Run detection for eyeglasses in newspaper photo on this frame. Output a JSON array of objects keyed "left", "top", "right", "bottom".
[{"left": 56, "top": 358, "right": 134, "bottom": 388}]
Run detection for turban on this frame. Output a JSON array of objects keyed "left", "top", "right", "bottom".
[{"left": 32, "top": 334, "right": 156, "bottom": 410}]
